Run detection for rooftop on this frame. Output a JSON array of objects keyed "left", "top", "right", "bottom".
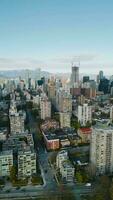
[
  {"left": 0, "top": 150, "right": 13, "bottom": 156},
  {"left": 79, "top": 127, "right": 92, "bottom": 134},
  {"left": 94, "top": 121, "right": 113, "bottom": 130}
]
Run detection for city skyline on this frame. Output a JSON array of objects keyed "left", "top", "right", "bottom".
[{"left": 0, "top": 0, "right": 113, "bottom": 73}]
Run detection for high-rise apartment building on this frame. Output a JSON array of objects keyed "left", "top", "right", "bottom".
[
  {"left": 40, "top": 98, "right": 51, "bottom": 120},
  {"left": 90, "top": 127, "right": 113, "bottom": 175},
  {"left": 60, "top": 112, "right": 71, "bottom": 128},
  {"left": 78, "top": 104, "right": 92, "bottom": 126},
  {"left": 56, "top": 89, "right": 72, "bottom": 112},
  {"left": 47, "top": 79, "right": 56, "bottom": 105}
]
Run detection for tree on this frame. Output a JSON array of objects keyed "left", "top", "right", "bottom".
[
  {"left": 110, "top": 183, "right": 113, "bottom": 200},
  {"left": 71, "top": 119, "right": 80, "bottom": 130},
  {"left": 26, "top": 101, "right": 33, "bottom": 109},
  {"left": 48, "top": 152, "right": 58, "bottom": 164},
  {"left": 31, "top": 175, "right": 43, "bottom": 185},
  {"left": 90, "top": 176, "right": 110, "bottom": 200},
  {"left": 75, "top": 171, "right": 83, "bottom": 183},
  {"left": 92, "top": 193, "right": 105, "bottom": 200},
  {"left": 31, "top": 109, "right": 39, "bottom": 118},
  {"left": 10, "top": 166, "right": 17, "bottom": 183},
  {"left": 92, "top": 120, "right": 96, "bottom": 126},
  {"left": 86, "top": 121, "right": 91, "bottom": 128},
  {"left": 100, "top": 175, "right": 110, "bottom": 188}
]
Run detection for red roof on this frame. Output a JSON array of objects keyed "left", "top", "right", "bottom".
[{"left": 79, "top": 128, "right": 92, "bottom": 134}]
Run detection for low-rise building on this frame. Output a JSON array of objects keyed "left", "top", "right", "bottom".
[
  {"left": 78, "top": 128, "right": 92, "bottom": 143},
  {"left": 41, "top": 119, "right": 59, "bottom": 131},
  {"left": 42, "top": 127, "right": 81, "bottom": 150},
  {"left": 42, "top": 131, "right": 60, "bottom": 150},
  {"left": 60, "top": 139, "right": 70, "bottom": 147}
]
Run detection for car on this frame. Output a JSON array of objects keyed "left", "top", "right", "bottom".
[{"left": 85, "top": 183, "right": 91, "bottom": 187}]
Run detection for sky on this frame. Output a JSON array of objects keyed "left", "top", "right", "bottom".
[{"left": 0, "top": 0, "right": 113, "bottom": 74}]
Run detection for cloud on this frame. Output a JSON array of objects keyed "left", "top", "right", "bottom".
[
  {"left": 47, "top": 53, "right": 100, "bottom": 64},
  {"left": 0, "top": 54, "right": 112, "bottom": 75},
  {"left": 0, "top": 58, "right": 45, "bottom": 70}
]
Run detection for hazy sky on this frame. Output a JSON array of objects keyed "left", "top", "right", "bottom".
[{"left": 0, "top": 0, "right": 113, "bottom": 74}]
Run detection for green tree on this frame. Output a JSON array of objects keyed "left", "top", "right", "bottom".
[
  {"left": 10, "top": 166, "right": 17, "bottom": 183},
  {"left": 92, "top": 120, "right": 96, "bottom": 126},
  {"left": 31, "top": 175, "right": 43, "bottom": 185},
  {"left": 90, "top": 176, "right": 110, "bottom": 200},
  {"left": 100, "top": 175, "right": 110, "bottom": 188},
  {"left": 86, "top": 121, "right": 91, "bottom": 128},
  {"left": 31, "top": 109, "right": 39, "bottom": 118},
  {"left": 75, "top": 171, "right": 83, "bottom": 183},
  {"left": 110, "top": 183, "right": 113, "bottom": 200},
  {"left": 71, "top": 120, "right": 80, "bottom": 130},
  {"left": 48, "top": 152, "right": 58, "bottom": 164},
  {"left": 92, "top": 193, "right": 105, "bottom": 200},
  {"left": 26, "top": 101, "right": 33, "bottom": 109}
]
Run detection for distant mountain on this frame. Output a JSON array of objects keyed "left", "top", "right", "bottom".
[{"left": 0, "top": 69, "right": 50, "bottom": 79}]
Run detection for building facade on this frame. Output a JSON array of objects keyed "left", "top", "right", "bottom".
[
  {"left": 90, "top": 128, "right": 113, "bottom": 175},
  {"left": 60, "top": 112, "right": 71, "bottom": 128},
  {"left": 56, "top": 150, "right": 74, "bottom": 182},
  {"left": 40, "top": 98, "right": 51, "bottom": 120},
  {"left": 0, "top": 150, "right": 13, "bottom": 177},
  {"left": 78, "top": 104, "right": 92, "bottom": 126},
  {"left": 10, "top": 111, "right": 25, "bottom": 134},
  {"left": 71, "top": 66, "right": 79, "bottom": 86},
  {"left": 18, "top": 148, "right": 36, "bottom": 179}
]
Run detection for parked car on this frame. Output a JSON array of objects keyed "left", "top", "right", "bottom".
[{"left": 85, "top": 183, "right": 91, "bottom": 187}]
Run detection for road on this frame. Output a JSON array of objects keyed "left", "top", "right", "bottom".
[{"left": 27, "top": 110, "right": 57, "bottom": 190}]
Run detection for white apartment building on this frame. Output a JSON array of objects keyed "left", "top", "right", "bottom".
[
  {"left": 10, "top": 111, "right": 25, "bottom": 134},
  {"left": 60, "top": 160, "right": 75, "bottom": 182},
  {"left": 18, "top": 148, "right": 36, "bottom": 179},
  {"left": 78, "top": 104, "right": 92, "bottom": 126},
  {"left": 56, "top": 150, "right": 68, "bottom": 169},
  {"left": 40, "top": 98, "right": 51, "bottom": 120},
  {"left": 0, "top": 150, "right": 13, "bottom": 177},
  {"left": 60, "top": 112, "right": 71, "bottom": 128},
  {"left": 90, "top": 127, "right": 113, "bottom": 175},
  {"left": 56, "top": 150, "right": 74, "bottom": 182}
]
